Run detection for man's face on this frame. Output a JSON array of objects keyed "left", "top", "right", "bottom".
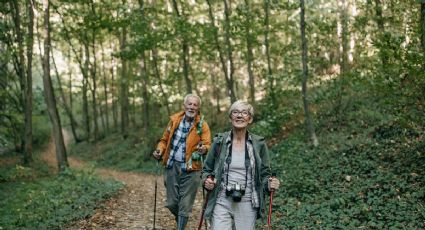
[{"left": 184, "top": 97, "right": 200, "bottom": 119}]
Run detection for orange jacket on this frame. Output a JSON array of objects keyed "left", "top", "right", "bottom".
[{"left": 157, "top": 111, "right": 211, "bottom": 171}]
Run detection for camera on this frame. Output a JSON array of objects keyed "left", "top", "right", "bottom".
[{"left": 225, "top": 183, "right": 246, "bottom": 202}]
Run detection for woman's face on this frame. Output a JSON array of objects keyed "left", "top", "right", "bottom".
[{"left": 230, "top": 106, "right": 253, "bottom": 129}]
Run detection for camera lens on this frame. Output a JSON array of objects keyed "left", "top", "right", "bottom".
[{"left": 232, "top": 191, "right": 242, "bottom": 202}]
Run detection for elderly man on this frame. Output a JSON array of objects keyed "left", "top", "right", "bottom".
[{"left": 153, "top": 94, "right": 211, "bottom": 230}]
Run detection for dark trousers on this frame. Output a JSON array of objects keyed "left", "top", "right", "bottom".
[{"left": 164, "top": 162, "right": 201, "bottom": 218}]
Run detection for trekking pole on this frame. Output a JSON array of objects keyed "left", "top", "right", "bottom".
[
  {"left": 153, "top": 160, "right": 160, "bottom": 230},
  {"left": 197, "top": 175, "right": 214, "bottom": 230},
  {"left": 267, "top": 172, "right": 277, "bottom": 230},
  {"left": 202, "top": 189, "right": 208, "bottom": 230}
]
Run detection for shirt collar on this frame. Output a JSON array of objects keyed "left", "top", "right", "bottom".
[{"left": 225, "top": 130, "right": 252, "bottom": 144}]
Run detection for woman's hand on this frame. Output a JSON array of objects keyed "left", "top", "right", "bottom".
[
  {"left": 268, "top": 177, "right": 280, "bottom": 191},
  {"left": 204, "top": 177, "right": 216, "bottom": 191}
]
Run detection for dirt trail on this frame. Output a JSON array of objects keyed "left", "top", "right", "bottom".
[{"left": 42, "top": 132, "right": 205, "bottom": 230}]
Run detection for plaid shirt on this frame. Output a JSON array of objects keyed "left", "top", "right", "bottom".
[{"left": 166, "top": 116, "right": 193, "bottom": 171}]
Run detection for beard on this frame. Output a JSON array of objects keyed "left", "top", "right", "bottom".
[{"left": 185, "top": 110, "right": 196, "bottom": 119}]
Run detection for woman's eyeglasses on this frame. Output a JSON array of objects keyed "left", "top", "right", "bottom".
[{"left": 231, "top": 110, "right": 250, "bottom": 117}]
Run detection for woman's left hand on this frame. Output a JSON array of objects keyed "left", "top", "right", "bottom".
[{"left": 268, "top": 177, "right": 280, "bottom": 191}]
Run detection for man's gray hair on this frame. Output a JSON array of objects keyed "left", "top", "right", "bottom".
[
  {"left": 229, "top": 100, "right": 254, "bottom": 117},
  {"left": 184, "top": 94, "right": 202, "bottom": 106}
]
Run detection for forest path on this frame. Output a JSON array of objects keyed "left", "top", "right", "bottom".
[{"left": 41, "top": 131, "right": 205, "bottom": 230}]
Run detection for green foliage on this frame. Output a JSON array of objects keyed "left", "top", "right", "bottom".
[
  {"left": 251, "top": 90, "right": 300, "bottom": 139},
  {"left": 266, "top": 80, "right": 425, "bottom": 228},
  {"left": 32, "top": 115, "right": 52, "bottom": 147},
  {"left": 271, "top": 126, "right": 424, "bottom": 228},
  {"left": 0, "top": 165, "right": 37, "bottom": 183},
  {"left": 69, "top": 130, "right": 161, "bottom": 174},
  {"left": 0, "top": 168, "right": 123, "bottom": 229}
]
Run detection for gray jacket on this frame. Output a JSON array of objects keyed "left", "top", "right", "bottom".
[{"left": 201, "top": 131, "right": 272, "bottom": 220}]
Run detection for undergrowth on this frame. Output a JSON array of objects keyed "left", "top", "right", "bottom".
[
  {"left": 0, "top": 168, "right": 123, "bottom": 229},
  {"left": 69, "top": 131, "right": 160, "bottom": 174},
  {"left": 263, "top": 79, "right": 425, "bottom": 229}
]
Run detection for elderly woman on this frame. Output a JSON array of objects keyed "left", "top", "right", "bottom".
[{"left": 201, "top": 100, "right": 280, "bottom": 230}]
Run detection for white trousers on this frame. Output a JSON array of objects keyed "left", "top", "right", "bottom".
[{"left": 211, "top": 195, "right": 258, "bottom": 230}]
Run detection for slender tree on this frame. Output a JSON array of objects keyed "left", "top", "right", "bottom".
[
  {"left": 89, "top": 0, "right": 99, "bottom": 140},
  {"left": 171, "top": 0, "right": 192, "bottom": 94},
  {"left": 340, "top": 0, "right": 349, "bottom": 75},
  {"left": 41, "top": 0, "right": 68, "bottom": 171},
  {"left": 10, "top": 0, "right": 27, "bottom": 158},
  {"left": 56, "top": 9, "right": 90, "bottom": 140},
  {"left": 119, "top": 3, "right": 129, "bottom": 138},
  {"left": 67, "top": 51, "right": 80, "bottom": 143},
  {"left": 206, "top": 0, "right": 236, "bottom": 104},
  {"left": 51, "top": 50, "right": 80, "bottom": 143},
  {"left": 243, "top": 0, "right": 255, "bottom": 105},
  {"left": 83, "top": 39, "right": 91, "bottom": 139},
  {"left": 152, "top": 48, "right": 171, "bottom": 116},
  {"left": 138, "top": 0, "right": 150, "bottom": 134},
  {"left": 263, "top": 0, "right": 275, "bottom": 103},
  {"left": 223, "top": 0, "right": 237, "bottom": 103},
  {"left": 24, "top": 0, "right": 34, "bottom": 164},
  {"left": 110, "top": 42, "right": 118, "bottom": 131},
  {"left": 299, "top": 0, "right": 318, "bottom": 147},
  {"left": 421, "top": 2, "right": 425, "bottom": 52},
  {"left": 101, "top": 43, "right": 110, "bottom": 132}
]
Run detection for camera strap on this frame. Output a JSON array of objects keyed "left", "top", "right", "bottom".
[{"left": 225, "top": 131, "right": 249, "bottom": 190}]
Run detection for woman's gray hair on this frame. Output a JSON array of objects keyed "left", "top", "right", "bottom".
[
  {"left": 184, "top": 94, "right": 201, "bottom": 106},
  {"left": 228, "top": 100, "right": 254, "bottom": 117}
]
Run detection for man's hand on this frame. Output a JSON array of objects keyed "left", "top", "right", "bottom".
[
  {"left": 204, "top": 177, "right": 216, "bottom": 191},
  {"left": 152, "top": 149, "right": 162, "bottom": 160},
  {"left": 197, "top": 142, "right": 207, "bottom": 155}
]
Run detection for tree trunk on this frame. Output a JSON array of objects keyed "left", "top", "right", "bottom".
[
  {"left": 340, "top": 0, "right": 349, "bottom": 75},
  {"left": 140, "top": 51, "right": 150, "bottom": 133},
  {"left": 374, "top": 0, "right": 385, "bottom": 31},
  {"left": 57, "top": 12, "right": 89, "bottom": 141},
  {"left": 42, "top": 0, "right": 68, "bottom": 171},
  {"left": 210, "top": 66, "right": 220, "bottom": 115},
  {"left": 299, "top": 0, "right": 319, "bottom": 147},
  {"left": 206, "top": 0, "right": 236, "bottom": 104},
  {"left": 83, "top": 41, "right": 91, "bottom": 140},
  {"left": 263, "top": 0, "right": 275, "bottom": 103},
  {"left": 421, "top": 3, "right": 425, "bottom": 52},
  {"left": 10, "top": 0, "right": 27, "bottom": 159},
  {"left": 223, "top": 0, "right": 237, "bottom": 103},
  {"left": 137, "top": 0, "right": 150, "bottom": 132},
  {"left": 152, "top": 49, "right": 171, "bottom": 116},
  {"left": 119, "top": 24, "right": 129, "bottom": 139},
  {"left": 24, "top": 0, "right": 34, "bottom": 164},
  {"left": 90, "top": 1, "right": 99, "bottom": 140},
  {"left": 335, "top": 0, "right": 349, "bottom": 118},
  {"left": 101, "top": 43, "right": 110, "bottom": 132},
  {"left": 244, "top": 0, "right": 255, "bottom": 105},
  {"left": 110, "top": 43, "right": 118, "bottom": 131},
  {"left": 51, "top": 50, "right": 80, "bottom": 143},
  {"left": 374, "top": 0, "right": 387, "bottom": 67},
  {"left": 67, "top": 56, "right": 80, "bottom": 143},
  {"left": 171, "top": 0, "right": 192, "bottom": 94}
]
